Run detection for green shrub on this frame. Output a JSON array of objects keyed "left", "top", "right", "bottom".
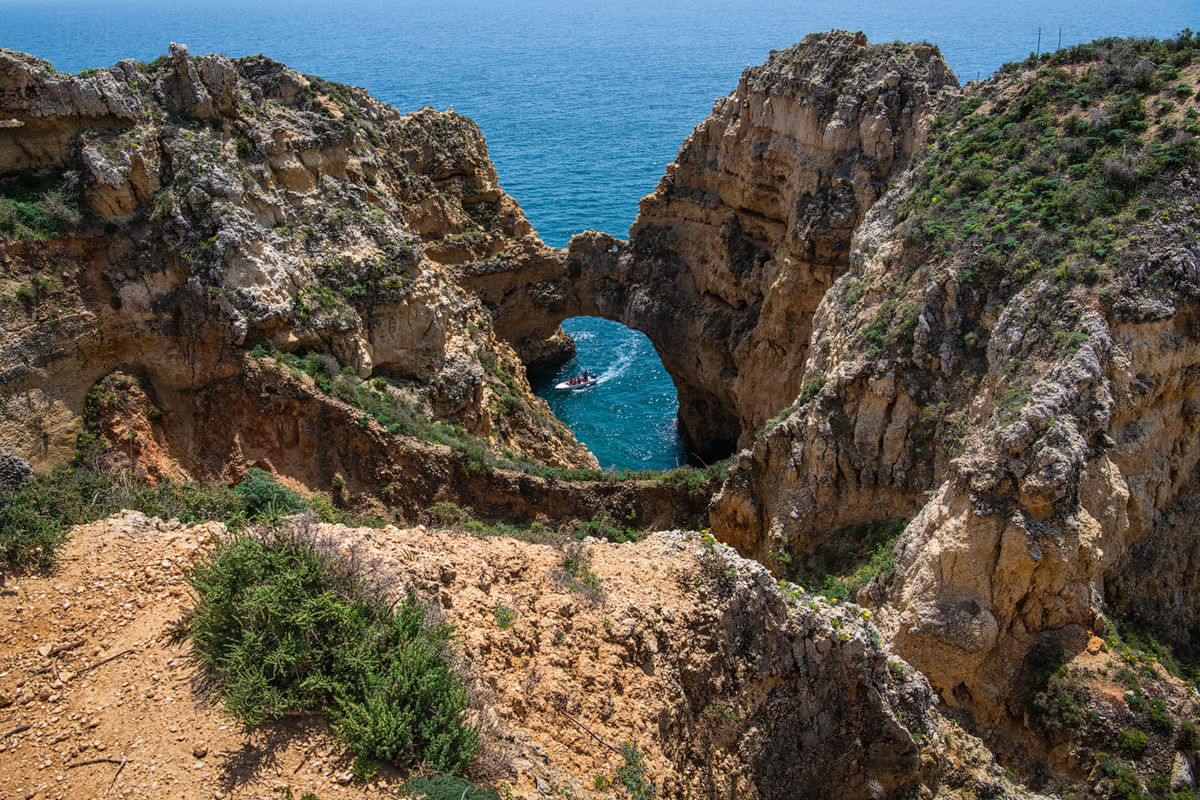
[
  {"left": 1147, "top": 697, "right": 1174, "bottom": 734},
  {"left": 1103, "top": 762, "right": 1149, "bottom": 800},
  {"left": 0, "top": 171, "right": 82, "bottom": 241},
  {"left": 428, "top": 501, "right": 475, "bottom": 529},
  {"left": 309, "top": 493, "right": 345, "bottom": 524},
  {"left": 796, "top": 520, "right": 906, "bottom": 602},
  {"left": 493, "top": 602, "right": 516, "bottom": 630},
  {"left": 1181, "top": 720, "right": 1198, "bottom": 750},
  {"left": 303, "top": 352, "right": 340, "bottom": 381},
  {"left": 0, "top": 444, "right": 247, "bottom": 570},
  {"left": 128, "top": 479, "right": 247, "bottom": 528},
  {"left": 175, "top": 524, "right": 478, "bottom": 773},
  {"left": 1120, "top": 729, "right": 1149, "bottom": 759},
  {"left": 798, "top": 376, "right": 826, "bottom": 405},
  {"left": 1023, "top": 639, "right": 1086, "bottom": 731},
  {"left": 351, "top": 758, "right": 378, "bottom": 782},
  {"left": 402, "top": 775, "right": 500, "bottom": 800},
  {"left": 234, "top": 467, "right": 306, "bottom": 519},
  {"left": 555, "top": 542, "right": 603, "bottom": 601},
  {"left": 574, "top": 517, "right": 642, "bottom": 543},
  {"left": 614, "top": 741, "right": 656, "bottom": 800},
  {"left": 655, "top": 465, "right": 721, "bottom": 499},
  {"left": 897, "top": 31, "right": 1200, "bottom": 298},
  {"left": 1110, "top": 619, "right": 1199, "bottom": 688},
  {"left": 0, "top": 469, "right": 83, "bottom": 568}
]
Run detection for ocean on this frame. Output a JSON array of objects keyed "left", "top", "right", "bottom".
[{"left": 3, "top": 0, "right": 1193, "bottom": 469}]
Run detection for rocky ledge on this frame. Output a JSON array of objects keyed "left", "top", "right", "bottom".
[
  {"left": 705, "top": 31, "right": 1200, "bottom": 790},
  {"left": 0, "top": 511, "right": 1039, "bottom": 800}
]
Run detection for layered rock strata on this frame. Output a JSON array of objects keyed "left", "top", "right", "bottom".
[
  {"left": 708, "top": 37, "right": 1200, "bottom": 760},
  {"left": 0, "top": 43, "right": 592, "bottom": 483},
  {"left": 6, "top": 32, "right": 1200, "bottom": 795},
  {"left": 81, "top": 359, "right": 715, "bottom": 529},
  {"left": 457, "top": 31, "right": 957, "bottom": 460},
  {"left": 532, "top": 32, "right": 956, "bottom": 459}
]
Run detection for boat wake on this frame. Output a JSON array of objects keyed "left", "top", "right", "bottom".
[{"left": 597, "top": 342, "right": 637, "bottom": 384}]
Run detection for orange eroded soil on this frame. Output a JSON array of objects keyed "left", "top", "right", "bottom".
[{"left": 0, "top": 512, "right": 712, "bottom": 800}]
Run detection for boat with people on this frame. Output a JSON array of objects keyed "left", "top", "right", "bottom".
[{"left": 555, "top": 370, "right": 597, "bottom": 390}]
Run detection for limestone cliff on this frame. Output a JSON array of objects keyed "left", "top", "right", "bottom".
[
  {"left": 705, "top": 32, "right": 1200, "bottom": 785},
  {"left": 0, "top": 43, "right": 593, "bottom": 490},
  {"left": 556, "top": 32, "right": 957, "bottom": 459},
  {"left": 6, "top": 30, "right": 1200, "bottom": 799},
  {"left": 75, "top": 361, "right": 714, "bottom": 531},
  {"left": 453, "top": 32, "right": 957, "bottom": 460}
]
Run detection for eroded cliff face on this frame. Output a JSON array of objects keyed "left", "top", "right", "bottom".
[
  {"left": 453, "top": 32, "right": 957, "bottom": 460},
  {"left": 6, "top": 31, "right": 1200, "bottom": 797},
  {"left": 547, "top": 32, "right": 956, "bottom": 459},
  {"left": 0, "top": 43, "right": 593, "bottom": 486},
  {"left": 708, "top": 36, "right": 1200, "bottom": 771},
  {"left": 77, "top": 359, "right": 714, "bottom": 529}
]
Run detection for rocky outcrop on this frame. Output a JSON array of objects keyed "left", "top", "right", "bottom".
[
  {"left": 456, "top": 32, "right": 956, "bottom": 460},
  {"left": 0, "top": 44, "right": 594, "bottom": 484},
  {"left": 0, "top": 33, "right": 959, "bottom": 473},
  {"left": 619, "top": 33, "right": 955, "bottom": 457},
  {"left": 81, "top": 358, "right": 715, "bottom": 529},
  {"left": 525, "top": 33, "right": 955, "bottom": 459},
  {"left": 0, "top": 446, "right": 32, "bottom": 498},
  {"left": 451, "top": 236, "right": 577, "bottom": 371},
  {"left": 707, "top": 36, "right": 1200, "bottom": 764},
  {"left": 0, "top": 510, "right": 1042, "bottom": 800},
  {"left": 6, "top": 32, "right": 1200, "bottom": 796}
]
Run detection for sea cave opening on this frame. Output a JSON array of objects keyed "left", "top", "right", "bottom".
[{"left": 529, "top": 317, "right": 701, "bottom": 472}]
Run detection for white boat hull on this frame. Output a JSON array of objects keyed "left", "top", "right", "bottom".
[{"left": 555, "top": 378, "right": 597, "bottom": 390}]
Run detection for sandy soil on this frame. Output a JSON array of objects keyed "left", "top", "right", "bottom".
[
  {"left": 0, "top": 511, "right": 714, "bottom": 800},
  {"left": 0, "top": 512, "right": 414, "bottom": 800}
]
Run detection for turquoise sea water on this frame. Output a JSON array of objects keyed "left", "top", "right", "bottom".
[
  {"left": 3, "top": 0, "right": 1193, "bottom": 468},
  {"left": 529, "top": 318, "right": 696, "bottom": 470}
]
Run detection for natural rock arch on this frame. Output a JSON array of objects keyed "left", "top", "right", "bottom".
[{"left": 468, "top": 32, "right": 956, "bottom": 461}]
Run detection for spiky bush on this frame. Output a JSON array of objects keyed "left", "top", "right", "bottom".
[
  {"left": 175, "top": 523, "right": 478, "bottom": 773},
  {"left": 233, "top": 467, "right": 306, "bottom": 519}
]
